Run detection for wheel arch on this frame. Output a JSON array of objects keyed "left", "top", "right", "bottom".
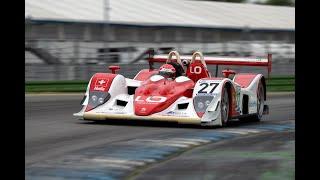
[
  {"left": 224, "top": 81, "right": 234, "bottom": 118},
  {"left": 260, "top": 76, "right": 266, "bottom": 101}
]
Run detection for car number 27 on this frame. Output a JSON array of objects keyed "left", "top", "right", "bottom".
[{"left": 198, "top": 82, "right": 219, "bottom": 94}]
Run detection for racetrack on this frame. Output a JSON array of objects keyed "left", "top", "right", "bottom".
[{"left": 25, "top": 93, "right": 294, "bottom": 179}]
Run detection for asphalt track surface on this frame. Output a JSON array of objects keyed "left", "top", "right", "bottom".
[{"left": 25, "top": 93, "right": 295, "bottom": 179}]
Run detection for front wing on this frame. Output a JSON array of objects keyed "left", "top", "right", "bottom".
[
  {"left": 82, "top": 112, "right": 201, "bottom": 124},
  {"left": 74, "top": 95, "right": 223, "bottom": 126}
]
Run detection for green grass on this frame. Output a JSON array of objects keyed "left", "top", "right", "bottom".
[
  {"left": 26, "top": 84, "right": 87, "bottom": 92},
  {"left": 25, "top": 76, "right": 294, "bottom": 93},
  {"left": 266, "top": 76, "right": 295, "bottom": 92}
]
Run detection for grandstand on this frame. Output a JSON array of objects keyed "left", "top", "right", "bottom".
[{"left": 25, "top": 0, "right": 295, "bottom": 80}]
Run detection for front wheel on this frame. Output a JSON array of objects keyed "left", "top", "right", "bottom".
[{"left": 221, "top": 87, "right": 229, "bottom": 126}]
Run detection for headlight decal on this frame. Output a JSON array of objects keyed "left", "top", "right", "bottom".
[
  {"left": 85, "top": 91, "right": 111, "bottom": 112},
  {"left": 193, "top": 95, "right": 215, "bottom": 114},
  {"left": 92, "top": 95, "right": 98, "bottom": 102}
]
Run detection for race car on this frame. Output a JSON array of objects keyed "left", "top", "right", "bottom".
[{"left": 74, "top": 51, "right": 271, "bottom": 126}]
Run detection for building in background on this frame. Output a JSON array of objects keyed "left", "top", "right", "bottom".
[
  {"left": 25, "top": 0, "right": 294, "bottom": 81},
  {"left": 25, "top": 0, "right": 294, "bottom": 64}
]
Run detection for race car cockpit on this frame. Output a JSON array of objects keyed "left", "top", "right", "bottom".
[{"left": 158, "top": 51, "right": 185, "bottom": 79}]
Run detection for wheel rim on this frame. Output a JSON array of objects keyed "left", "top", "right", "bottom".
[
  {"left": 221, "top": 90, "right": 229, "bottom": 124},
  {"left": 257, "top": 85, "right": 265, "bottom": 118}
]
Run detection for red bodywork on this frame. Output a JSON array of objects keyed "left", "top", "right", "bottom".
[
  {"left": 233, "top": 73, "right": 257, "bottom": 88},
  {"left": 134, "top": 69, "right": 159, "bottom": 81},
  {"left": 85, "top": 54, "right": 271, "bottom": 119},
  {"left": 86, "top": 73, "right": 117, "bottom": 112},
  {"left": 186, "top": 61, "right": 210, "bottom": 82},
  {"left": 89, "top": 73, "right": 117, "bottom": 92},
  {"left": 134, "top": 78, "right": 194, "bottom": 116}
]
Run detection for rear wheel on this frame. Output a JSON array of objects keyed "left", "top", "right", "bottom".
[
  {"left": 255, "top": 82, "right": 265, "bottom": 121},
  {"left": 221, "top": 87, "right": 229, "bottom": 126},
  {"left": 240, "top": 81, "right": 265, "bottom": 122}
]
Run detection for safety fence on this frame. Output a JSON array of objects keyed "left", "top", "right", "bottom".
[
  {"left": 25, "top": 75, "right": 294, "bottom": 93},
  {"left": 25, "top": 40, "right": 295, "bottom": 64},
  {"left": 26, "top": 61, "right": 294, "bottom": 81}
]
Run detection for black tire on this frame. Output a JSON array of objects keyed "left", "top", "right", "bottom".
[
  {"left": 239, "top": 81, "right": 265, "bottom": 122},
  {"left": 221, "top": 87, "right": 230, "bottom": 126}
]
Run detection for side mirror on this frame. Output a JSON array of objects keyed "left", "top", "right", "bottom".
[
  {"left": 222, "top": 69, "right": 236, "bottom": 78},
  {"left": 108, "top": 65, "right": 120, "bottom": 74}
]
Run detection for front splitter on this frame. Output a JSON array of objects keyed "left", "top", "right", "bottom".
[{"left": 83, "top": 112, "right": 201, "bottom": 124}]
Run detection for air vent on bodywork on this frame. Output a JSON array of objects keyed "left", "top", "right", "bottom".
[
  {"left": 242, "top": 95, "right": 249, "bottom": 114},
  {"left": 128, "top": 86, "right": 138, "bottom": 95},
  {"left": 178, "top": 103, "right": 189, "bottom": 110},
  {"left": 116, "top": 100, "right": 128, "bottom": 107}
]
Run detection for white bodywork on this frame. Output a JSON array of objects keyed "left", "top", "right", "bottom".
[{"left": 74, "top": 73, "right": 265, "bottom": 127}]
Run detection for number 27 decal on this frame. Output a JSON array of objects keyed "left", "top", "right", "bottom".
[{"left": 198, "top": 82, "right": 219, "bottom": 94}]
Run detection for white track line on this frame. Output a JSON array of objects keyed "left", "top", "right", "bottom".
[
  {"left": 171, "top": 138, "right": 211, "bottom": 143},
  {"left": 140, "top": 139, "right": 192, "bottom": 147},
  {"left": 226, "top": 128, "right": 263, "bottom": 133},
  {"left": 155, "top": 142, "right": 190, "bottom": 148},
  {"left": 164, "top": 140, "right": 202, "bottom": 146},
  {"left": 215, "top": 129, "right": 249, "bottom": 135},
  {"left": 139, "top": 158, "right": 156, "bottom": 163},
  {"left": 90, "top": 158, "right": 146, "bottom": 169}
]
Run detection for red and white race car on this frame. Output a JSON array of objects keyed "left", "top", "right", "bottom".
[{"left": 74, "top": 51, "right": 271, "bottom": 126}]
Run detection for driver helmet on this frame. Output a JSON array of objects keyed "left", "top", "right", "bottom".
[{"left": 159, "top": 64, "right": 176, "bottom": 79}]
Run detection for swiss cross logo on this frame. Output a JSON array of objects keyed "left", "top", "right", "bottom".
[
  {"left": 98, "top": 79, "right": 106, "bottom": 85},
  {"left": 94, "top": 78, "right": 109, "bottom": 91}
]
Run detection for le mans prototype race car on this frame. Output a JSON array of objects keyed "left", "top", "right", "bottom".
[{"left": 74, "top": 51, "right": 272, "bottom": 127}]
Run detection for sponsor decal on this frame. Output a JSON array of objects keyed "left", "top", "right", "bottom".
[
  {"left": 94, "top": 78, "right": 109, "bottom": 91},
  {"left": 166, "top": 111, "right": 175, "bottom": 115},
  {"left": 196, "top": 93, "right": 218, "bottom": 97},
  {"left": 196, "top": 93, "right": 214, "bottom": 97},
  {"left": 113, "top": 111, "right": 125, "bottom": 114},
  {"left": 96, "top": 110, "right": 124, "bottom": 114},
  {"left": 96, "top": 107, "right": 125, "bottom": 114},
  {"left": 106, "top": 107, "right": 122, "bottom": 112},
  {"left": 165, "top": 111, "right": 188, "bottom": 117},
  {"left": 249, "top": 101, "right": 256, "bottom": 107},
  {"left": 135, "top": 96, "right": 167, "bottom": 104},
  {"left": 140, "top": 107, "right": 146, "bottom": 112},
  {"left": 212, "top": 93, "right": 218, "bottom": 96},
  {"left": 236, "top": 86, "right": 241, "bottom": 108},
  {"left": 189, "top": 66, "right": 202, "bottom": 74}
]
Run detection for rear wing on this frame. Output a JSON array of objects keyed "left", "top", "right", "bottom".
[{"left": 148, "top": 53, "right": 272, "bottom": 78}]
